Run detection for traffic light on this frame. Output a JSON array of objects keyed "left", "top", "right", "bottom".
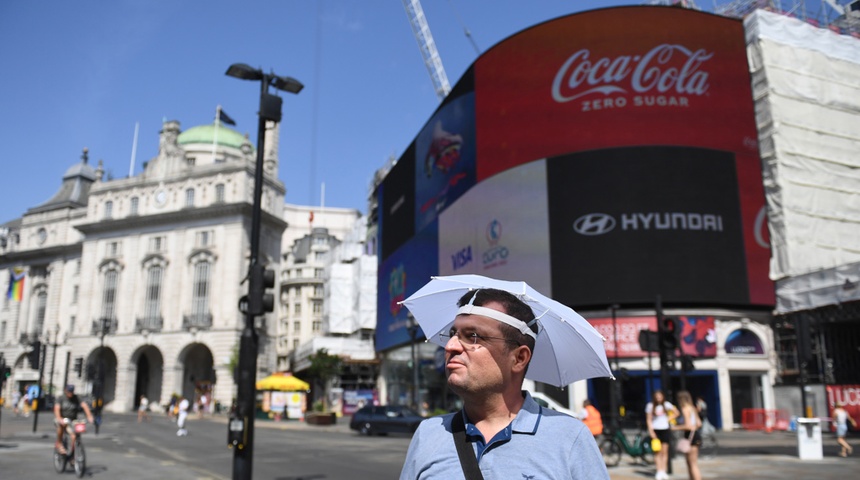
[
  {"left": 660, "top": 316, "right": 681, "bottom": 352},
  {"left": 1, "top": 355, "right": 10, "bottom": 385},
  {"left": 74, "top": 357, "right": 84, "bottom": 378},
  {"left": 681, "top": 354, "right": 696, "bottom": 372},
  {"left": 247, "top": 263, "right": 275, "bottom": 316},
  {"left": 28, "top": 341, "right": 41, "bottom": 370}
]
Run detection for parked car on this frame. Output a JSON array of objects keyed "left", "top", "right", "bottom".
[
  {"left": 530, "top": 391, "right": 578, "bottom": 418},
  {"left": 349, "top": 405, "right": 424, "bottom": 436}
]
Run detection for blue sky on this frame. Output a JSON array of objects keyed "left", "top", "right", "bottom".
[{"left": 0, "top": 1, "right": 840, "bottom": 222}]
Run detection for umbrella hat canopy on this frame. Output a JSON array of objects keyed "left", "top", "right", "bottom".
[
  {"left": 401, "top": 274, "right": 613, "bottom": 388},
  {"left": 256, "top": 372, "right": 310, "bottom": 391}
]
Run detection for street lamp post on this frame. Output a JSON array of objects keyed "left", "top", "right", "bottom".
[
  {"left": 226, "top": 63, "right": 302, "bottom": 480},
  {"left": 94, "top": 317, "right": 110, "bottom": 435},
  {"left": 609, "top": 303, "right": 621, "bottom": 430}
]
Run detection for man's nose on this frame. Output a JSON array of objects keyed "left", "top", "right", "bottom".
[{"left": 444, "top": 334, "right": 463, "bottom": 353}]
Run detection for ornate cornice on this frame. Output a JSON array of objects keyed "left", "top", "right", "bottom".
[{"left": 75, "top": 203, "right": 287, "bottom": 235}]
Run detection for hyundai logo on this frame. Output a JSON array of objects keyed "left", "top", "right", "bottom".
[{"left": 573, "top": 213, "right": 616, "bottom": 236}]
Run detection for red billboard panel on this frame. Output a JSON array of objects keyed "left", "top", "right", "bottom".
[{"left": 474, "top": 6, "right": 773, "bottom": 307}]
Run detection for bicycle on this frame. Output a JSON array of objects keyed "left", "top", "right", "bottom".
[
  {"left": 53, "top": 419, "right": 87, "bottom": 478},
  {"left": 599, "top": 427, "right": 654, "bottom": 467}
]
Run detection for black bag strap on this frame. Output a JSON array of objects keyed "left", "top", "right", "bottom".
[{"left": 451, "top": 411, "right": 484, "bottom": 480}]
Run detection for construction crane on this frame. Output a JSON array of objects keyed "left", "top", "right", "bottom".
[{"left": 402, "top": 0, "right": 452, "bottom": 100}]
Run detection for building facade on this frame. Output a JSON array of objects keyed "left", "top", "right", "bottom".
[{"left": 1, "top": 118, "right": 286, "bottom": 413}]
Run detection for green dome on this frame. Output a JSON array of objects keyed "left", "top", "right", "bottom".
[{"left": 177, "top": 123, "right": 249, "bottom": 149}]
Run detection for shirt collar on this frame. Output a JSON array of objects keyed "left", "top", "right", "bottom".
[{"left": 462, "top": 391, "right": 543, "bottom": 437}]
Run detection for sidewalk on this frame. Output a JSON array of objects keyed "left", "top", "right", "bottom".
[{"left": 606, "top": 430, "right": 860, "bottom": 479}]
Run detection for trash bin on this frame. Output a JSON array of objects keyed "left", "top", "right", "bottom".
[{"left": 796, "top": 417, "right": 823, "bottom": 460}]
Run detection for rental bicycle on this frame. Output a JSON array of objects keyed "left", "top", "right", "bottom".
[
  {"left": 599, "top": 427, "right": 654, "bottom": 467},
  {"left": 54, "top": 419, "right": 87, "bottom": 478}
]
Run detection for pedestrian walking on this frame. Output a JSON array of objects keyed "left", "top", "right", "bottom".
[
  {"left": 579, "top": 399, "right": 604, "bottom": 438},
  {"left": 21, "top": 391, "right": 31, "bottom": 417},
  {"left": 399, "top": 285, "right": 609, "bottom": 479},
  {"left": 833, "top": 402, "right": 857, "bottom": 457},
  {"left": 167, "top": 394, "right": 177, "bottom": 422},
  {"left": 672, "top": 391, "right": 702, "bottom": 480},
  {"left": 137, "top": 395, "right": 150, "bottom": 423},
  {"left": 646, "top": 389, "right": 679, "bottom": 480},
  {"left": 11, "top": 390, "right": 21, "bottom": 416},
  {"left": 176, "top": 396, "right": 190, "bottom": 436}
]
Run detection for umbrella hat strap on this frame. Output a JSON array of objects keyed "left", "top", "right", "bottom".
[{"left": 457, "top": 303, "right": 537, "bottom": 339}]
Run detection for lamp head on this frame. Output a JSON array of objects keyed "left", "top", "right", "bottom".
[
  {"left": 271, "top": 75, "right": 304, "bottom": 94},
  {"left": 226, "top": 63, "right": 263, "bottom": 81}
]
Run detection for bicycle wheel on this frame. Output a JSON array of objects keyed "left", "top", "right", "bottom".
[
  {"left": 640, "top": 440, "right": 655, "bottom": 465},
  {"left": 599, "top": 438, "right": 622, "bottom": 467},
  {"left": 73, "top": 437, "right": 86, "bottom": 478},
  {"left": 53, "top": 435, "right": 69, "bottom": 473},
  {"left": 699, "top": 433, "right": 718, "bottom": 459}
]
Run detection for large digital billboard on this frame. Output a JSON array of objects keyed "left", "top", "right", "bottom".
[{"left": 376, "top": 6, "right": 774, "bottom": 351}]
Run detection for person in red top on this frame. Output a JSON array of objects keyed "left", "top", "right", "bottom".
[{"left": 579, "top": 399, "right": 604, "bottom": 437}]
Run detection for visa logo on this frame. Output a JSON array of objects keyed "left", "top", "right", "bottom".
[{"left": 451, "top": 246, "right": 473, "bottom": 270}]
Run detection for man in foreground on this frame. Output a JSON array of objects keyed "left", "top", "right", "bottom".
[
  {"left": 53, "top": 385, "right": 95, "bottom": 454},
  {"left": 400, "top": 288, "right": 608, "bottom": 479}
]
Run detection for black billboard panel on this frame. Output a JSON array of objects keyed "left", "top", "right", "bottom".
[
  {"left": 547, "top": 146, "right": 749, "bottom": 308},
  {"left": 380, "top": 142, "right": 416, "bottom": 261}
]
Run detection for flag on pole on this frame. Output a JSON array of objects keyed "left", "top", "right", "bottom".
[
  {"left": 6, "top": 267, "right": 25, "bottom": 301},
  {"left": 217, "top": 109, "right": 236, "bottom": 126}
]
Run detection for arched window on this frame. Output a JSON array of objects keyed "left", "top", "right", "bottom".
[
  {"left": 192, "top": 261, "right": 210, "bottom": 317},
  {"left": 31, "top": 290, "right": 48, "bottom": 337},
  {"left": 144, "top": 266, "right": 163, "bottom": 321},
  {"left": 102, "top": 269, "right": 119, "bottom": 322}
]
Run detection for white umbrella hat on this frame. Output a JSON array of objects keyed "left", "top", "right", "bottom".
[{"left": 400, "top": 274, "right": 614, "bottom": 388}]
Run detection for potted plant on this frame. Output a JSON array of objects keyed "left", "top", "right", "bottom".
[{"left": 304, "top": 349, "right": 341, "bottom": 426}]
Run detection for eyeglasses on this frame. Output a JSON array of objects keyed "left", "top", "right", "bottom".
[{"left": 439, "top": 328, "right": 519, "bottom": 348}]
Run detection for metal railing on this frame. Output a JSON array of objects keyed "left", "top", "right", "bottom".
[
  {"left": 182, "top": 312, "right": 212, "bottom": 330},
  {"left": 91, "top": 317, "right": 118, "bottom": 336},
  {"left": 135, "top": 315, "right": 164, "bottom": 333}
]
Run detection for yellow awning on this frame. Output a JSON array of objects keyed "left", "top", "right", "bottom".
[{"left": 255, "top": 372, "right": 310, "bottom": 391}]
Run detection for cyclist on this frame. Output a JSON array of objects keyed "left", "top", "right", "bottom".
[{"left": 53, "top": 385, "right": 95, "bottom": 455}]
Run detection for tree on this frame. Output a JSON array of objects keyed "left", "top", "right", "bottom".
[{"left": 307, "top": 349, "right": 342, "bottom": 411}]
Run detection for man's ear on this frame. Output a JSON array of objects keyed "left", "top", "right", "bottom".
[{"left": 511, "top": 345, "right": 531, "bottom": 374}]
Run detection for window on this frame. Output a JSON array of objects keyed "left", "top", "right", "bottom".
[
  {"left": 294, "top": 303, "right": 301, "bottom": 314},
  {"left": 102, "top": 270, "right": 119, "bottom": 321},
  {"left": 69, "top": 316, "right": 76, "bottom": 334},
  {"left": 215, "top": 184, "right": 225, "bottom": 203},
  {"left": 149, "top": 236, "right": 164, "bottom": 253},
  {"left": 195, "top": 231, "right": 213, "bottom": 247},
  {"left": 293, "top": 321, "right": 301, "bottom": 333},
  {"left": 186, "top": 157, "right": 196, "bottom": 166},
  {"left": 312, "top": 320, "right": 322, "bottom": 332},
  {"left": 292, "top": 339, "right": 299, "bottom": 350},
  {"left": 130, "top": 197, "right": 139, "bottom": 215},
  {"left": 192, "top": 261, "right": 210, "bottom": 316},
  {"left": 0, "top": 321, "right": 6, "bottom": 343},
  {"left": 312, "top": 301, "right": 322, "bottom": 314},
  {"left": 107, "top": 241, "right": 121, "bottom": 257},
  {"left": 75, "top": 260, "right": 81, "bottom": 275},
  {"left": 314, "top": 285, "right": 323, "bottom": 297},
  {"left": 185, "top": 188, "right": 195, "bottom": 207},
  {"left": 314, "top": 268, "right": 324, "bottom": 279},
  {"left": 104, "top": 201, "right": 113, "bottom": 219},
  {"left": 72, "top": 285, "right": 79, "bottom": 304},
  {"left": 144, "top": 266, "right": 163, "bottom": 320},
  {"left": 314, "top": 251, "right": 326, "bottom": 262},
  {"left": 32, "top": 291, "right": 48, "bottom": 336}
]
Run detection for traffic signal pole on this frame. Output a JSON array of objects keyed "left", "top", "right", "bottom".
[{"left": 231, "top": 74, "right": 270, "bottom": 480}]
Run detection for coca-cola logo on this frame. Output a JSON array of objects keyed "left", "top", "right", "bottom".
[{"left": 552, "top": 44, "right": 713, "bottom": 103}]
